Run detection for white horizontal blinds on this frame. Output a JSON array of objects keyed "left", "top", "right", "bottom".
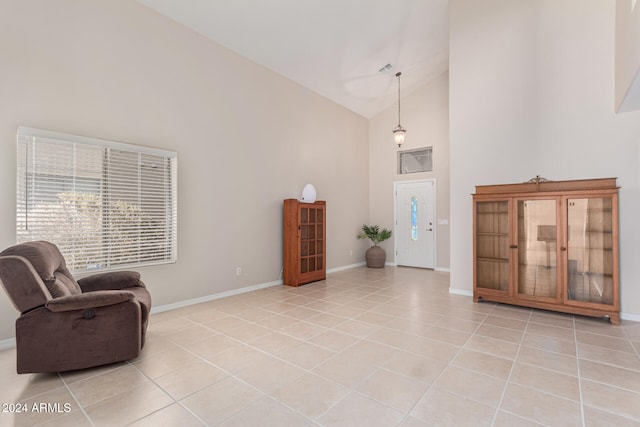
[
  {"left": 104, "top": 149, "right": 176, "bottom": 266},
  {"left": 16, "top": 127, "right": 177, "bottom": 273},
  {"left": 16, "top": 136, "right": 105, "bottom": 270}
]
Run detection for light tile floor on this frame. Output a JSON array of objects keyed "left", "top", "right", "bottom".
[{"left": 1, "top": 267, "right": 639, "bottom": 426}]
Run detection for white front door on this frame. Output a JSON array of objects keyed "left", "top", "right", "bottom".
[{"left": 395, "top": 180, "right": 435, "bottom": 268}]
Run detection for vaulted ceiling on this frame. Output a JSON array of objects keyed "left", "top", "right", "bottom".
[{"left": 136, "top": 0, "right": 449, "bottom": 118}]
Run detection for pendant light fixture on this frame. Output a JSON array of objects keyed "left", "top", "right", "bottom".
[{"left": 392, "top": 71, "right": 406, "bottom": 147}]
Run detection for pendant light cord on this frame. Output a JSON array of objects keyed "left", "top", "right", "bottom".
[{"left": 396, "top": 72, "right": 402, "bottom": 126}]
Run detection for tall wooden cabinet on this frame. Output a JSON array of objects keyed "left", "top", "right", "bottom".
[
  {"left": 473, "top": 178, "right": 620, "bottom": 324},
  {"left": 283, "top": 199, "right": 326, "bottom": 287}
]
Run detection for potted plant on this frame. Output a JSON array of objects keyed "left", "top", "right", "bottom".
[{"left": 357, "top": 225, "right": 392, "bottom": 268}]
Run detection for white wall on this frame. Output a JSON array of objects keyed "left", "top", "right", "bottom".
[
  {"left": 450, "top": 0, "right": 640, "bottom": 318},
  {"left": 616, "top": 0, "right": 640, "bottom": 112},
  {"left": 368, "top": 72, "right": 450, "bottom": 269},
  {"left": 0, "top": 0, "right": 370, "bottom": 340}
]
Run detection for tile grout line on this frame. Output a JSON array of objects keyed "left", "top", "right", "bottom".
[
  {"left": 63, "top": 362, "right": 171, "bottom": 419},
  {"left": 489, "top": 305, "right": 533, "bottom": 427},
  {"left": 6, "top": 267, "right": 638, "bottom": 426},
  {"left": 396, "top": 301, "right": 498, "bottom": 426},
  {"left": 278, "top": 278, "right": 458, "bottom": 425},
  {"left": 193, "top": 280, "right": 516, "bottom": 425},
  {"left": 274, "top": 278, "right": 436, "bottom": 423},
  {"left": 57, "top": 371, "right": 96, "bottom": 427},
  {"left": 192, "top": 276, "right": 441, "bottom": 424},
  {"left": 125, "top": 355, "right": 210, "bottom": 426},
  {"left": 132, "top": 269, "right": 640, "bottom": 426},
  {"left": 186, "top": 297, "right": 640, "bottom": 422},
  {"left": 620, "top": 320, "right": 640, "bottom": 361},
  {"left": 574, "top": 315, "right": 587, "bottom": 427},
  {"left": 153, "top": 313, "right": 343, "bottom": 425},
  {"left": 574, "top": 323, "right": 640, "bottom": 425},
  {"left": 229, "top": 279, "right": 408, "bottom": 424}
]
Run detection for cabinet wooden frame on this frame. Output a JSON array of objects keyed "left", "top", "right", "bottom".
[
  {"left": 283, "top": 199, "right": 326, "bottom": 287},
  {"left": 473, "top": 178, "right": 620, "bottom": 324}
]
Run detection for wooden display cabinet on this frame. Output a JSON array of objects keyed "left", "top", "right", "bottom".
[
  {"left": 473, "top": 177, "right": 620, "bottom": 324},
  {"left": 283, "top": 199, "right": 326, "bottom": 286}
]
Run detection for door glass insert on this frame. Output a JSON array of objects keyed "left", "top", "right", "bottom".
[
  {"left": 411, "top": 196, "right": 418, "bottom": 241},
  {"left": 475, "top": 201, "right": 509, "bottom": 291},
  {"left": 567, "top": 198, "right": 614, "bottom": 304},
  {"left": 517, "top": 200, "right": 557, "bottom": 298}
]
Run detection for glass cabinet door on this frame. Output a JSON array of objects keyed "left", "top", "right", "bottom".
[
  {"left": 566, "top": 197, "right": 614, "bottom": 305},
  {"left": 475, "top": 200, "right": 509, "bottom": 292},
  {"left": 517, "top": 199, "right": 559, "bottom": 299},
  {"left": 299, "top": 205, "right": 324, "bottom": 275}
]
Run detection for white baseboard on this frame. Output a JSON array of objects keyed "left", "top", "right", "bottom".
[
  {"left": 151, "top": 279, "right": 282, "bottom": 314},
  {"left": 0, "top": 264, "right": 368, "bottom": 347},
  {"left": 152, "top": 262, "right": 367, "bottom": 315},
  {"left": 621, "top": 312, "right": 640, "bottom": 322},
  {"left": 386, "top": 263, "right": 449, "bottom": 272},
  {"left": 327, "top": 262, "right": 366, "bottom": 274},
  {"left": 449, "top": 288, "right": 473, "bottom": 297},
  {"left": 0, "top": 337, "right": 16, "bottom": 351},
  {"left": 3, "top": 279, "right": 286, "bottom": 347}
]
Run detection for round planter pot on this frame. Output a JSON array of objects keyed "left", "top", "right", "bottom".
[{"left": 365, "top": 246, "right": 386, "bottom": 268}]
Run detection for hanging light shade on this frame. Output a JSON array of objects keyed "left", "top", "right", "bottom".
[{"left": 392, "top": 71, "right": 406, "bottom": 148}]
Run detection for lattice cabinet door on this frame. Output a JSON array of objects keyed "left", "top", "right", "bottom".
[{"left": 283, "top": 199, "right": 326, "bottom": 286}]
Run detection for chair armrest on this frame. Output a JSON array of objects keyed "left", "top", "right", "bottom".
[
  {"left": 45, "top": 290, "right": 135, "bottom": 312},
  {"left": 77, "top": 271, "right": 144, "bottom": 292}
]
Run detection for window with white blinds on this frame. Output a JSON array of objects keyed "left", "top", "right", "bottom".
[{"left": 16, "top": 127, "right": 177, "bottom": 273}]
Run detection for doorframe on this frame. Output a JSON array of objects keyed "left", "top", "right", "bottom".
[{"left": 393, "top": 178, "right": 437, "bottom": 269}]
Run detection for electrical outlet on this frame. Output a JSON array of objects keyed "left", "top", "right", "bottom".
[{"left": 236, "top": 267, "right": 241, "bottom": 276}]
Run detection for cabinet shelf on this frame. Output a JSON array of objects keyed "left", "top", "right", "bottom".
[{"left": 477, "top": 257, "right": 509, "bottom": 263}]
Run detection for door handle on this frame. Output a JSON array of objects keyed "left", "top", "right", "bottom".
[
  {"left": 510, "top": 245, "right": 518, "bottom": 249},
  {"left": 427, "top": 228, "right": 433, "bottom": 231}
]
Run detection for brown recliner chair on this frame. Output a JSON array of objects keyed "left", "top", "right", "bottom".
[{"left": 0, "top": 241, "right": 151, "bottom": 373}]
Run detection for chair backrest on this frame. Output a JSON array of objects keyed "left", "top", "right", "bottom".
[
  {"left": 0, "top": 255, "right": 52, "bottom": 313},
  {"left": 0, "top": 241, "right": 81, "bottom": 301}
]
